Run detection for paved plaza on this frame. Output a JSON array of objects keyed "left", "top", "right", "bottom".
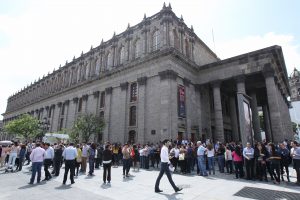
[{"left": 1, "top": 165, "right": 300, "bottom": 200}]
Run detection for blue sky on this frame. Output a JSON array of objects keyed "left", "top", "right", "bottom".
[{"left": 0, "top": 0, "right": 300, "bottom": 120}]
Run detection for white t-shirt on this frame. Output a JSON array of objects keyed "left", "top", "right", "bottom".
[
  {"left": 207, "top": 149, "right": 214, "bottom": 158},
  {"left": 174, "top": 148, "right": 180, "bottom": 158}
]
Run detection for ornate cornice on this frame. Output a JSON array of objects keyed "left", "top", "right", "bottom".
[
  {"left": 158, "top": 69, "right": 178, "bottom": 80},
  {"left": 105, "top": 87, "right": 113, "bottom": 94},
  {"left": 137, "top": 76, "right": 147, "bottom": 85},
  {"left": 120, "top": 82, "right": 129, "bottom": 90}
]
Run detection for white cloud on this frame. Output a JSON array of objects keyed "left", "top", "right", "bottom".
[{"left": 215, "top": 32, "right": 300, "bottom": 75}]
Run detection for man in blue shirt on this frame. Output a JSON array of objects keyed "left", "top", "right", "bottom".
[
  {"left": 243, "top": 142, "right": 254, "bottom": 180},
  {"left": 197, "top": 141, "right": 207, "bottom": 176}
]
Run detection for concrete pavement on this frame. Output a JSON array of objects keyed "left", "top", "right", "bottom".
[{"left": 0, "top": 165, "right": 299, "bottom": 200}]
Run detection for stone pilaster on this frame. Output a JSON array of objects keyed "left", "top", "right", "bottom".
[
  {"left": 250, "top": 92, "right": 261, "bottom": 142},
  {"left": 212, "top": 80, "right": 224, "bottom": 142},
  {"left": 66, "top": 98, "right": 78, "bottom": 129},
  {"left": 229, "top": 96, "right": 239, "bottom": 142},
  {"left": 120, "top": 82, "right": 128, "bottom": 143},
  {"left": 137, "top": 77, "right": 147, "bottom": 144},
  {"left": 263, "top": 64, "right": 284, "bottom": 143},
  {"left": 236, "top": 75, "right": 246, "bottom": 94},
  {"left": 103, "top": 87, "right": 113, "bottom": 142}
]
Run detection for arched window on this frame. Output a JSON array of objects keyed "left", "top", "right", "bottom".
[
  {"left": 134, "top": 39, "right": 140, "bottom": 59},
  {"left": 152, "top": 30, "right": 160, "bottom": 51},
  {"left": 130, "top": 82, "right": 137, "bottom": 102},
  {"left": 106, "top": 52, "right": 113, "bottom": 70},
  {"left": 119, "top": 46, "right": 126, "bottom": 65},
  {"left": 129, "top": 106, "right": 136, "bottom": 126}
]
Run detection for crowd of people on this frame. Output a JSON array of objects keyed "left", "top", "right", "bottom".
[{"left": 0, "top": 138, "right": 300, "bottom": 188}]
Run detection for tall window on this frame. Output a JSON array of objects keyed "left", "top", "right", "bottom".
[
  {"left": 130, "top": 83, "right": 137, "bottom": 102},
  {"left": 107, "top": 52, "right": 113, "bottom": 70},
  {"left": 100, "top": 92, "right": 105, "bottom": 108},
  {"left": 61, "top": 104, "right": 65, "bottom": 115},
  {"left": 119, "top": 47, "right": 126, "bottom": 65},
  {"left": 134, "top": 39, "right": 140, "bottom": 59},
  {"left": 59, "top": 118, "right": 64, "bottom": 131},
  {"left": 100, "top": 111, "right": 104, "bottom": 119},
  {"left": 152, "top": 30, "right": 160, "bottom": 51},
  {"left": 48, "top": 108, "right": 52, "bottom": 118},
  {"left": 78, "top": 98, "right": 83, "bottom": 112},
  {"left": 129, "top": 106, "right": 137, "bottom": 126}
]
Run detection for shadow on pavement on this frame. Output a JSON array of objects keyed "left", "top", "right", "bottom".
[
  {"left": 55, "top": 184, "right": 72, "bottom": 190},
  {"left": 101, "top": 183, "right": 111, "bottom": 189},
  {"left": 157, "top": 192, "right": 182, "bottom": 200}
]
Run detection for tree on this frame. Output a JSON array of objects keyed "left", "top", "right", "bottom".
[
  {"left": 69, "top": 113, "right": 105, "bottom": 143},
  {"left": 4, "top": 114, "right": 40, "bottom": 140}
]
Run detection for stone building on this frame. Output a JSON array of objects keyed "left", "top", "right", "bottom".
[
  {"left": 2, "top": 4, "right": 292, "bottom": 145},
  {"left": 289, "top": 68, "right": 300, "bottom": 124}
]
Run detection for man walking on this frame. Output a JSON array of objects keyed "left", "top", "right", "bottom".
[
  {"left": 29, "top": 143, "right": 45, "bottom": 184},
  {"left": 43, "top": 143, "right": 54, "bottom": 181},
  {"left": 62, "top": 143, "right": 77, "bottom": 185},
  {"left": 155, "top": 139, "right": 183, "bottom": 193}
]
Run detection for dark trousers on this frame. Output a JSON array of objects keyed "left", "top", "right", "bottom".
[
  {"left": 95, "top": 157, "right": 102, "bottom": 168},
  {"left": 270, "top": 163, "right": 281, "bottom": 183},
  {"left": 17, "top": 157, "right": 24, "bottom": 171},
  {"left": 44, "top": 159, "right": 52, "bottom": 179},
  {"left": 63, "top": 160, "right": 75, "bottom": 183},
  {"left": 294, "top": 159, "right": 300, "bottom": 183},
  {"left": 226, "top": 160, "right": 233, "bottom": 174},
  {"left": 155, "top": 162, "right": 178, "bottom": 191},
  {"left": 30, "top": 162, "right": 43, "bottom": 183},
  {"left": 280, "top": 163, "right": 290, "bottom": 181},
  {"left": 245, "top": 158, "right": 254, "bottom": 180},
  {"left": 88, "top": 158, "right": 95, "bottom": 175},
  {"left": 145, "top": 156, "right": 149, "bottom": 169},
  {"left": 256, "top": 161, "right": 267, "bottom": 180},
  {"left": 234, "top": 161, "right": 244, "bottom": 178},
  {"left": 123, "top": 159, "right": 130, "bottom": 175},
  {"left": 103, "top": 163, "right": 111, "bottom": 182},
  {"left": 53, "top": 159, "right": 61, "bottom": 176}
]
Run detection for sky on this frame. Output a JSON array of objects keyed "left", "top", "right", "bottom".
[{"left": 0, "top": 0, "right": 300, "bottom": 120}]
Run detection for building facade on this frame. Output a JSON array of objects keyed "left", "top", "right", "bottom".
[
  {"left": 2, "top": 4, "right": 293, "bottom": 145},
  {"left": 289, "top": 68, "right": 300, "bottom": 124}
]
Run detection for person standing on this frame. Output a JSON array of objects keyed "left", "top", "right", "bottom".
[
  {"left": 292, "top": 141, "right": 300, "bottom": 185},
  {"left": 75, "top": 144, "right": 82, "bottom": 177},
  {"left": 17, "top": 144, "right": 26, "bottom": 171},
  {"left": 53, "top": 144, "right": 63, "bottom": 176},
  {"left": 232, "top": 145, "right": 244, "bottom": 179},
  {"left": 88, "top": 143, "right": 96, "bottom": 176},
  {"left": 29, "top": 143, "right": 45, "bottom": 184},
  {"left": 102, "top": 144, "right": 112, "bottom": 184},
  {"left": 243, "top": 142, "right": 255, "bottom": 180},
  {"left": 62, "top": 143, "right": 77, "bottom": 185},
  {"left": 122, "top": 143, "right": 131, "bottom": 178},
  {"left": 278, "top": 143, "right": 291, "bottom": 182},
  {"left": 197, "top": 141, "right": 208, "bottom": 176},
  {"left": 206, "top": 143, "right": 215, "bottom": 175},
  {"left": 154, "top": 139, "right": 182, "bottom": 193},
  {"left": 268, "top": 143, "right": 281, "bottom": 184},
  {"left": 43, "top": 143, "right": 54, "bottom": 181},
  {"left": 81, "top": 143, "right": 88, "bottom": 173},
  {"left": 7, "top": 142, "right": 19, "bottom": 171}
]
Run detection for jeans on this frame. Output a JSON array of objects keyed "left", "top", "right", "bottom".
[
  {"left": 198, "top": 156, "right": 208, "bottom": 175},
  {"left": 103, "top": 163, "right": 111, "bottom": 182},
  {"left": 217, "top": 155, "right": 225, "bottom": 173},
  {"left": 123, "top": 159, "right": 130, "bottom": 175},
  {"left": 155, "top": 162, "right": 178, "bottom": 191},
  {"left": 88, "top": 158, "right": 95, "bottom": 175},
  {"left": 207, "top": 157, "right": 215, "bottom": 174},
  {"left": 30, "top": 162, "right": 43, "bottom": 183},
  {"left": 7, "top": 153, "right": 17, "bottom": 170}
]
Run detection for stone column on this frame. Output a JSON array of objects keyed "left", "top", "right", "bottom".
[
  {"left": 49, "top": 104, "right": 57, "bottom": 132},
  {"left": 236, "top": 75, "right": 246, "bottom": 94},
  {"left": 119, "top": 82, "right": 128, "bottom": 143},
  {"left": 137, "top": 77, "right": 147, "bottom": 144},
  {"left": 82, "top": 94, "right": 89, "bottom": 113},
  {"left": 263, "top": 65, "right": 284, "bottom": 143},
  {"left": 229, "top": 96, "right": 239, "bottom": 142},
  {"left": 66, "top": 98, "right": 78, "bottom": 129},
  {"left": 63, "top": 100, "right": 70, "bottom": 129},
  {"left": 103, "top": 87, "right": 113, "bottom": 142},
  {"left": 262, "top": 105, "right": 272, "bottom": 142},
  {"left": 250, "top": 91, "right": 261, "bottom": 142},
  {"left": 212, "top": 80, "right": 224, "bottom": 142}
]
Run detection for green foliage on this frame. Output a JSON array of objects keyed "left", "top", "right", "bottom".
[
  {"left": 69, "top": 113, "right": 105, "bottom": 143},
  {"left": 4, "top": 114, "right": 40, "bottom": 140},
  {"left": 292, "top": 122, "right": 298, "bottom": 132}
]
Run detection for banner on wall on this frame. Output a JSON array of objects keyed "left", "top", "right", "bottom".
[{"left": 178, "top": 85, "right": 186, "bottom": 118}]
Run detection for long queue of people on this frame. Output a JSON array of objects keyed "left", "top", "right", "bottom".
[{"left": 0, "top": 139, "right": 300, "bottom": 186}]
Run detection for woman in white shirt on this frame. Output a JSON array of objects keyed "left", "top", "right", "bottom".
[{"left": 206, "top": 143, "right": 215, "bottom": 175}]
